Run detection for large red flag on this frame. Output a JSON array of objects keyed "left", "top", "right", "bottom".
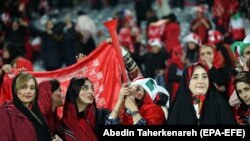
[{"left": 0, "top": 42, "right": 122, "bottom": 110}]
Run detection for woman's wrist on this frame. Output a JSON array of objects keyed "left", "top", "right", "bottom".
[{"left": 113, "top": 110, "right": 119, "bottom": 114}]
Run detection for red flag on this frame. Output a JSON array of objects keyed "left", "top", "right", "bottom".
[
  {"left": 0, "top": 42, "right": 122, "bottom": 110},
  {"left": 147, "top": 23, "right": 164, "bottom": 41}
]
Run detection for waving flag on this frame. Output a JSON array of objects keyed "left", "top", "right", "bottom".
[{"left": 0, "top": 42, "right": 122, "bottom": 110}]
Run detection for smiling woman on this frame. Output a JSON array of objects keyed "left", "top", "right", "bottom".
[
  {"left": 167, "top": 63, "right": 236, "bottom": 124},
  {"left": 0, "top": 72, "right": 52, "bottom": 141},
  {"left": 189, "top": 66, "right": 209, "bottom": 96},
  {"left": 57, "top": 77, "right": 110, "bottom": 141}
]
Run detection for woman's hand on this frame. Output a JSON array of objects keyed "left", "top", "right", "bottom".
[
  {"left": 1, "top": 64, "right": 12, "bottom": 73},
  {"left": 201, "top": 58, "right": 213, "bottom": 69},
  {"left": 125, "top": 96, "right": 138, "bottom": 112},
  {"left": 52, "top": 135, "right": 63, "bottom": 141},
  {"left": 76, "top": 53, "right": 86, "bottom": 62},
  {"left": 105, "top": 38, "right": 112, "bottom": 44},
  {"left": 110, "top": 83, "right": 131, "bottom": 118},
  {"left": 118, "top": 83, "right": 131, "bottom": 102}
]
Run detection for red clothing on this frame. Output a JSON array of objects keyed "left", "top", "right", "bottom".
[
  {"left": 147, "top": 24, "right": 164, "bottom": 41},
  {"left": 0, "top": 104, "right": 38, "bottom": 141},
  {"left": 59, "top": 102, "right": 97, "bottom": 141},
  {"left": 198, "top": 44, "right": 225, "bottom": 69},
  {"left": 212, "top": 0, "right": 231, "bottom": 33},
  {"left": 231, "top": 29, "right": 245, "bottom": 41},
  {"left": 0, "top": 70, "right": 19, "bottom": 105},
  {"left": 120, "top": 94, "right": 166, "bottom": 125},
  {"left": 165, "top": 47, "right": 184, "bottom": 101},
  {"left": 38, "top": 81, "right": 59, "bottom": 134},
  {"left": 15, "top": 57, "right": 33, "bottom": 71},
  {"left": 57, "top": 77, "right": 97, "bottom": 141},
  {"left": 162, "top": 22, "right": 181, "bottom": 53},
  {"left": 191, "top": 18, "right": 211, "bottom": 44}
]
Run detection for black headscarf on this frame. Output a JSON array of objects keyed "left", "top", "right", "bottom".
[
  {"left": 234, "top": 71, "right": 250, "bottom": 110},
  {"left": 12, "top": 73, "right": 52, "bottom": 141},
  {"left": 167, "top": 63, "right": 236, "bottom": 124}
]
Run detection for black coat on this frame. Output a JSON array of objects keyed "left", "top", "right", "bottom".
[{"left": 167, "top": 63, "right": 236, "bottom": 124}]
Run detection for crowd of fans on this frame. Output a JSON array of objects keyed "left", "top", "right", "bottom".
[{"left": 1, "top": 0, "right": 250, "bottom": 140}]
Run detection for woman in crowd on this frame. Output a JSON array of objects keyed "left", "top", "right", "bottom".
[
  {"left": 199, "top": 44, "right": 228, "bottom": 97},
  {"left": 57, "top": 77, "right": 109, "bottom": 141},
  {"left": 165, "top": 46, "right": 185, "bottom": 102},
  {"left": 38, "top": 79, "right": 64, "bottom": 135},
  {"left": 183, "top": 32, "right": 202, "bottom": 64},
  {"left": 0, "top": 72, "right": 61, "bottom": 140},
  {"left": 105, "top": 78, "right": 166, "bottom": 125},
  {"left": 190, "top": 6, "right": 211, "bottom": 43},
  {"left": 234, "top": 71, "right": 250, "bottom": 124},
  {"left": 167, "top": 63, "right": 236, "bottom": 124}
]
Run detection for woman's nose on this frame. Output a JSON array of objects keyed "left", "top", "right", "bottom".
[
  {"left": 88, "top": 88, "right": 94, "bottom": 94},
  {"left": 60, "top": 94, "right": 65, "bottom": 98},
  {"left": 241, "top": 92, "right": 248, "bottom": 99}
]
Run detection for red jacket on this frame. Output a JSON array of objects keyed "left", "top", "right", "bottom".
[
  {"left": 0, "top": 70, "right": 19, "bottom": 105},
  {"left": 0, "top": 104, "right": 38, "bottom": 141},
  {"left": 191, "top": 18, "right": 211, "bottom": 43},
  {"left": 162, "top": 22, "right": 181, "bottom": 53}
]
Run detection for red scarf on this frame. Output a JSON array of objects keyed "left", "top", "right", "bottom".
[
  {"left": 120, "top": 94, "right": 165, "bottom": 125},
  {"left": 38, "top": 81, "right": 55, "bottom": 134},
  {"left": 198, "top": 43, "right": 224, "bottom": 69},
  {"left": 192, "top": 95, "right": 206, "bottom": 115},
  {"left": 165, "top": 46, "right": 184, "bottom": 101},
  {"left": 186, "top": 64, "right": 208, "bottom": 115},
  {"left": 62, "top": 102, "right": 97, "bottom": 141}
]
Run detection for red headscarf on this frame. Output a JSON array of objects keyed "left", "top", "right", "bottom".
[
  {"left": 165, "top": 46, "right": 184, "bottom": 101},
  {"left": 38, "top": 80, "right": 58, "bottom": 134},
  {"left": 59, "top": 77, "right": 97, "bottom": 141},
  {"left": 119, "top": 93, "right": 165, "bottom": 125},
  {"left": 199, "top": 43, "right": 225, "bottom": 69},
  {"left": 167, "top": 46, "right": 185, "bottom": 69}
]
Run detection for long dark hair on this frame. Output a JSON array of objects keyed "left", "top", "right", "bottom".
[
  {"left": 234, "top": 71, "right": 250, "bottom": 109},
  {"left": 65, "top": 77, "right": 92, "bottom": 108},
  {"left": 59, "top": 77, "right": 97, "bottom": 141},
  {"left": 12, "top": 72, "right": 51, "bottom": 141},
  {"left": 50, "top": 79, "right": 60, "bottom": 93}
]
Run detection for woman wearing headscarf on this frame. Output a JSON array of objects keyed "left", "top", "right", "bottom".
[
  {"left": 208, "top": 30, "right": 237, "bottom": 100},
  {"left": 190, "top": 6, "right": 211, "bottom": 43},
  {"left": 57, "top": 77, "right": 109, "bottom": 141},
  {"left": 162, "top": 13, "right": 181, "bottom": 54},
  {"left": 165, "top": 46, "right": 185, "bottom": 102},
  {"left": 0, "top": 72, "right": 56, "bottom": 141},
  {"left": 234, "top": 71, "right": 250, "bottom": 124},
  {"left": 199, "top": 44, "right": 228, "bottom": 97},
  {"left": 183, "top": 33, "right": 202, "bottom": 64},
  {"left": 105, "top": 78, "right": 167, "bottom": 125},
  {"left": 167, "top": 63, "right": 236, "bottom": 124},
  {"left": 38, "top": 79, "right": 64, "bottom": 135},
  {"left": 0, "top": 44, "right": 33, "bottom": 105}
]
